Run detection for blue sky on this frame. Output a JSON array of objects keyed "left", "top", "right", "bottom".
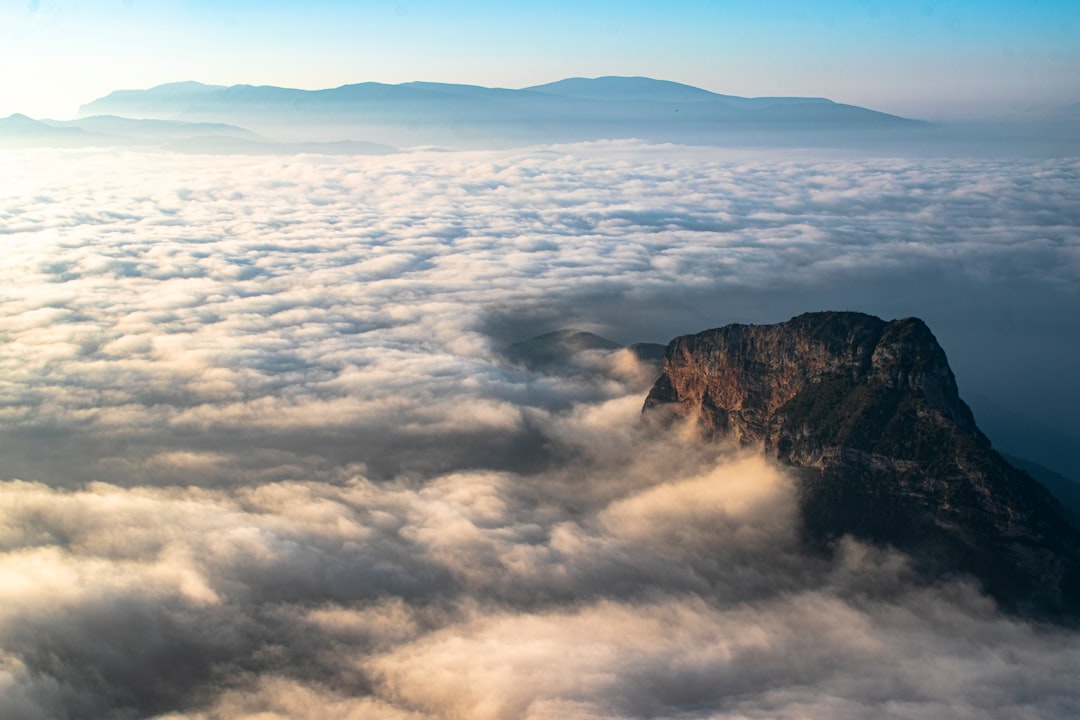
[{"left": 2, "top": 0, "right": 1078, "bottom": 120}]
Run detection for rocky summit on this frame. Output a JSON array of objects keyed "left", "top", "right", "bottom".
[{"left": 644, "top": 311, "right": 1080, "bottom": 619}]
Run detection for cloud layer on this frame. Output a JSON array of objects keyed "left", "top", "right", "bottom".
[{"left": 1, "top": 143, "right": 1078, "bottom": 718}]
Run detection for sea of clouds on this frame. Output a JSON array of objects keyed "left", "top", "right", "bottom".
[{"left": 1, "top": 143, "right": 1078, "bottom": 719}]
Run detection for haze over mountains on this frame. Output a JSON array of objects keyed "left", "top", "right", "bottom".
[
  {"left": 3, "top": 76, "right": 927, "bottom": 151},
  {"left": 0, "top": 110, "right": 396, "bottom": 155},
  {"left": 5, "top": 75, "right": 1076, "bottom": 154}
]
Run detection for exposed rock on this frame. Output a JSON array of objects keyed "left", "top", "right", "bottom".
[{"left": 644, "top": 311, "right": 1080, "bottom": 619}]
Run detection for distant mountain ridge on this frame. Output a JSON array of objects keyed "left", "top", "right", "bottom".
[
  {"left": 0, "top": 112, "right": 396, "bottom": 154},
  {"left": 80, "top": 76, "right": 852, "bottom": 114},
  {"left": 0, "top": 113, "right": 90, "bottom": 147},
  {"left": 525, "top": 76, "right": 835, "bottom": 108},
  {"left": 526, "top": 76, "right": 751, "bottom": 103},
  {"left": 76, "top": 76, "right": 924, "bottom": 149}
]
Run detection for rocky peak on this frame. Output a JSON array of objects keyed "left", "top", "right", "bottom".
[
  {"left": 645, "top": 312, "right": 978, "bottom": 445},
  {"left": 644, "top": 311, "right": 1080, "bottom": 619}
]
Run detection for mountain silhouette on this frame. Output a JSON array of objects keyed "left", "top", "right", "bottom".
[{"left": 77, "top": 76, "right": 924, "bottom": 148}]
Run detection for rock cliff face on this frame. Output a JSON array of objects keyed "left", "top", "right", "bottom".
[{"left": 644, "top": 311, "right": 1080, "bottom": 618}]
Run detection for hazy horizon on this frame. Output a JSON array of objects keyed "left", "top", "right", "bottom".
[
  {"left": 14, "top": 72, "right": 1074, "bottom": 124},
  {"left": 3, "top": 1, "right": 1079, "bottom": 121}
]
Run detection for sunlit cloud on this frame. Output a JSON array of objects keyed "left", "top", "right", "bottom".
[{"left": 0, "top": 143, "right": 1078, "bottom": 718}]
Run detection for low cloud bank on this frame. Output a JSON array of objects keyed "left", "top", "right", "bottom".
[
  {"left": 2, "top": 144, "right": 1077, "bottom": 481},
  {"left": 0, "top": 144, "right": 1078, "bottom": 717},
  {"left": 3, "top": 429, "right": 1079, "bottom": 719},
  {"left": 4, "top": 422, "right": 1080, "bottom": 720}
]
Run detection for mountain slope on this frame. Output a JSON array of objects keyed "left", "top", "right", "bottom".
[
  {"left": 643, "top": 311, "right": 1080, "bottom": 619},
  {"left": 46, "top": 115, "right": 258, "bottom": 141},
  {"left": 0, "top": 113, "right": 394, "bottom": 154},
  {"left": 77, "top": 76, "right": 923, "bottom": 148},
  {"left": 0, "top": 113, "right": 91, "bottom": 147},
  {"left": 524, "top": 76, "right": 737, "bottom": 103},
  {"left": 524, "top": 75, "right": 837, "bottom": 110}
]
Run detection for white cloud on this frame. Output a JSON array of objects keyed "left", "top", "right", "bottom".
[{"left": 0, "top": 143, "right": 1078, "bottom": 717}]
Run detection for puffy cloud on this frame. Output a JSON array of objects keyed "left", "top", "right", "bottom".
[
  {"left": 0, "top": 142, "right": 1078, "bottom": 717},
  {"left": 4, "top": 441, "right": 1079, "bottom": 720},
  {"left": 365, "top": 585, "right": 1080, "bottom": 720}
]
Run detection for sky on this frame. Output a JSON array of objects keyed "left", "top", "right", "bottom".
[{"left": 2, "top": 0, "right": 1079, "bottom": 120}]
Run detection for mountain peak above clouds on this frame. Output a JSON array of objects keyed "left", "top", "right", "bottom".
[
  {"left": 523, "top": 75, "right": 836, "bottom": 108},
  {"left": 523, "top": 75, "right": 736, "bottom": 102},
  {"left": 1, "top": 112, "right": 90, "bottom": 147},
  {"left": 1, "top": 113, "right": 51, "bottom": 130},
  {"left": 643, "top": 311, "right": 1080, "bottom": 620},
  {"left": 74, "top": 76, "right": 921, "bottom": 149}
]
